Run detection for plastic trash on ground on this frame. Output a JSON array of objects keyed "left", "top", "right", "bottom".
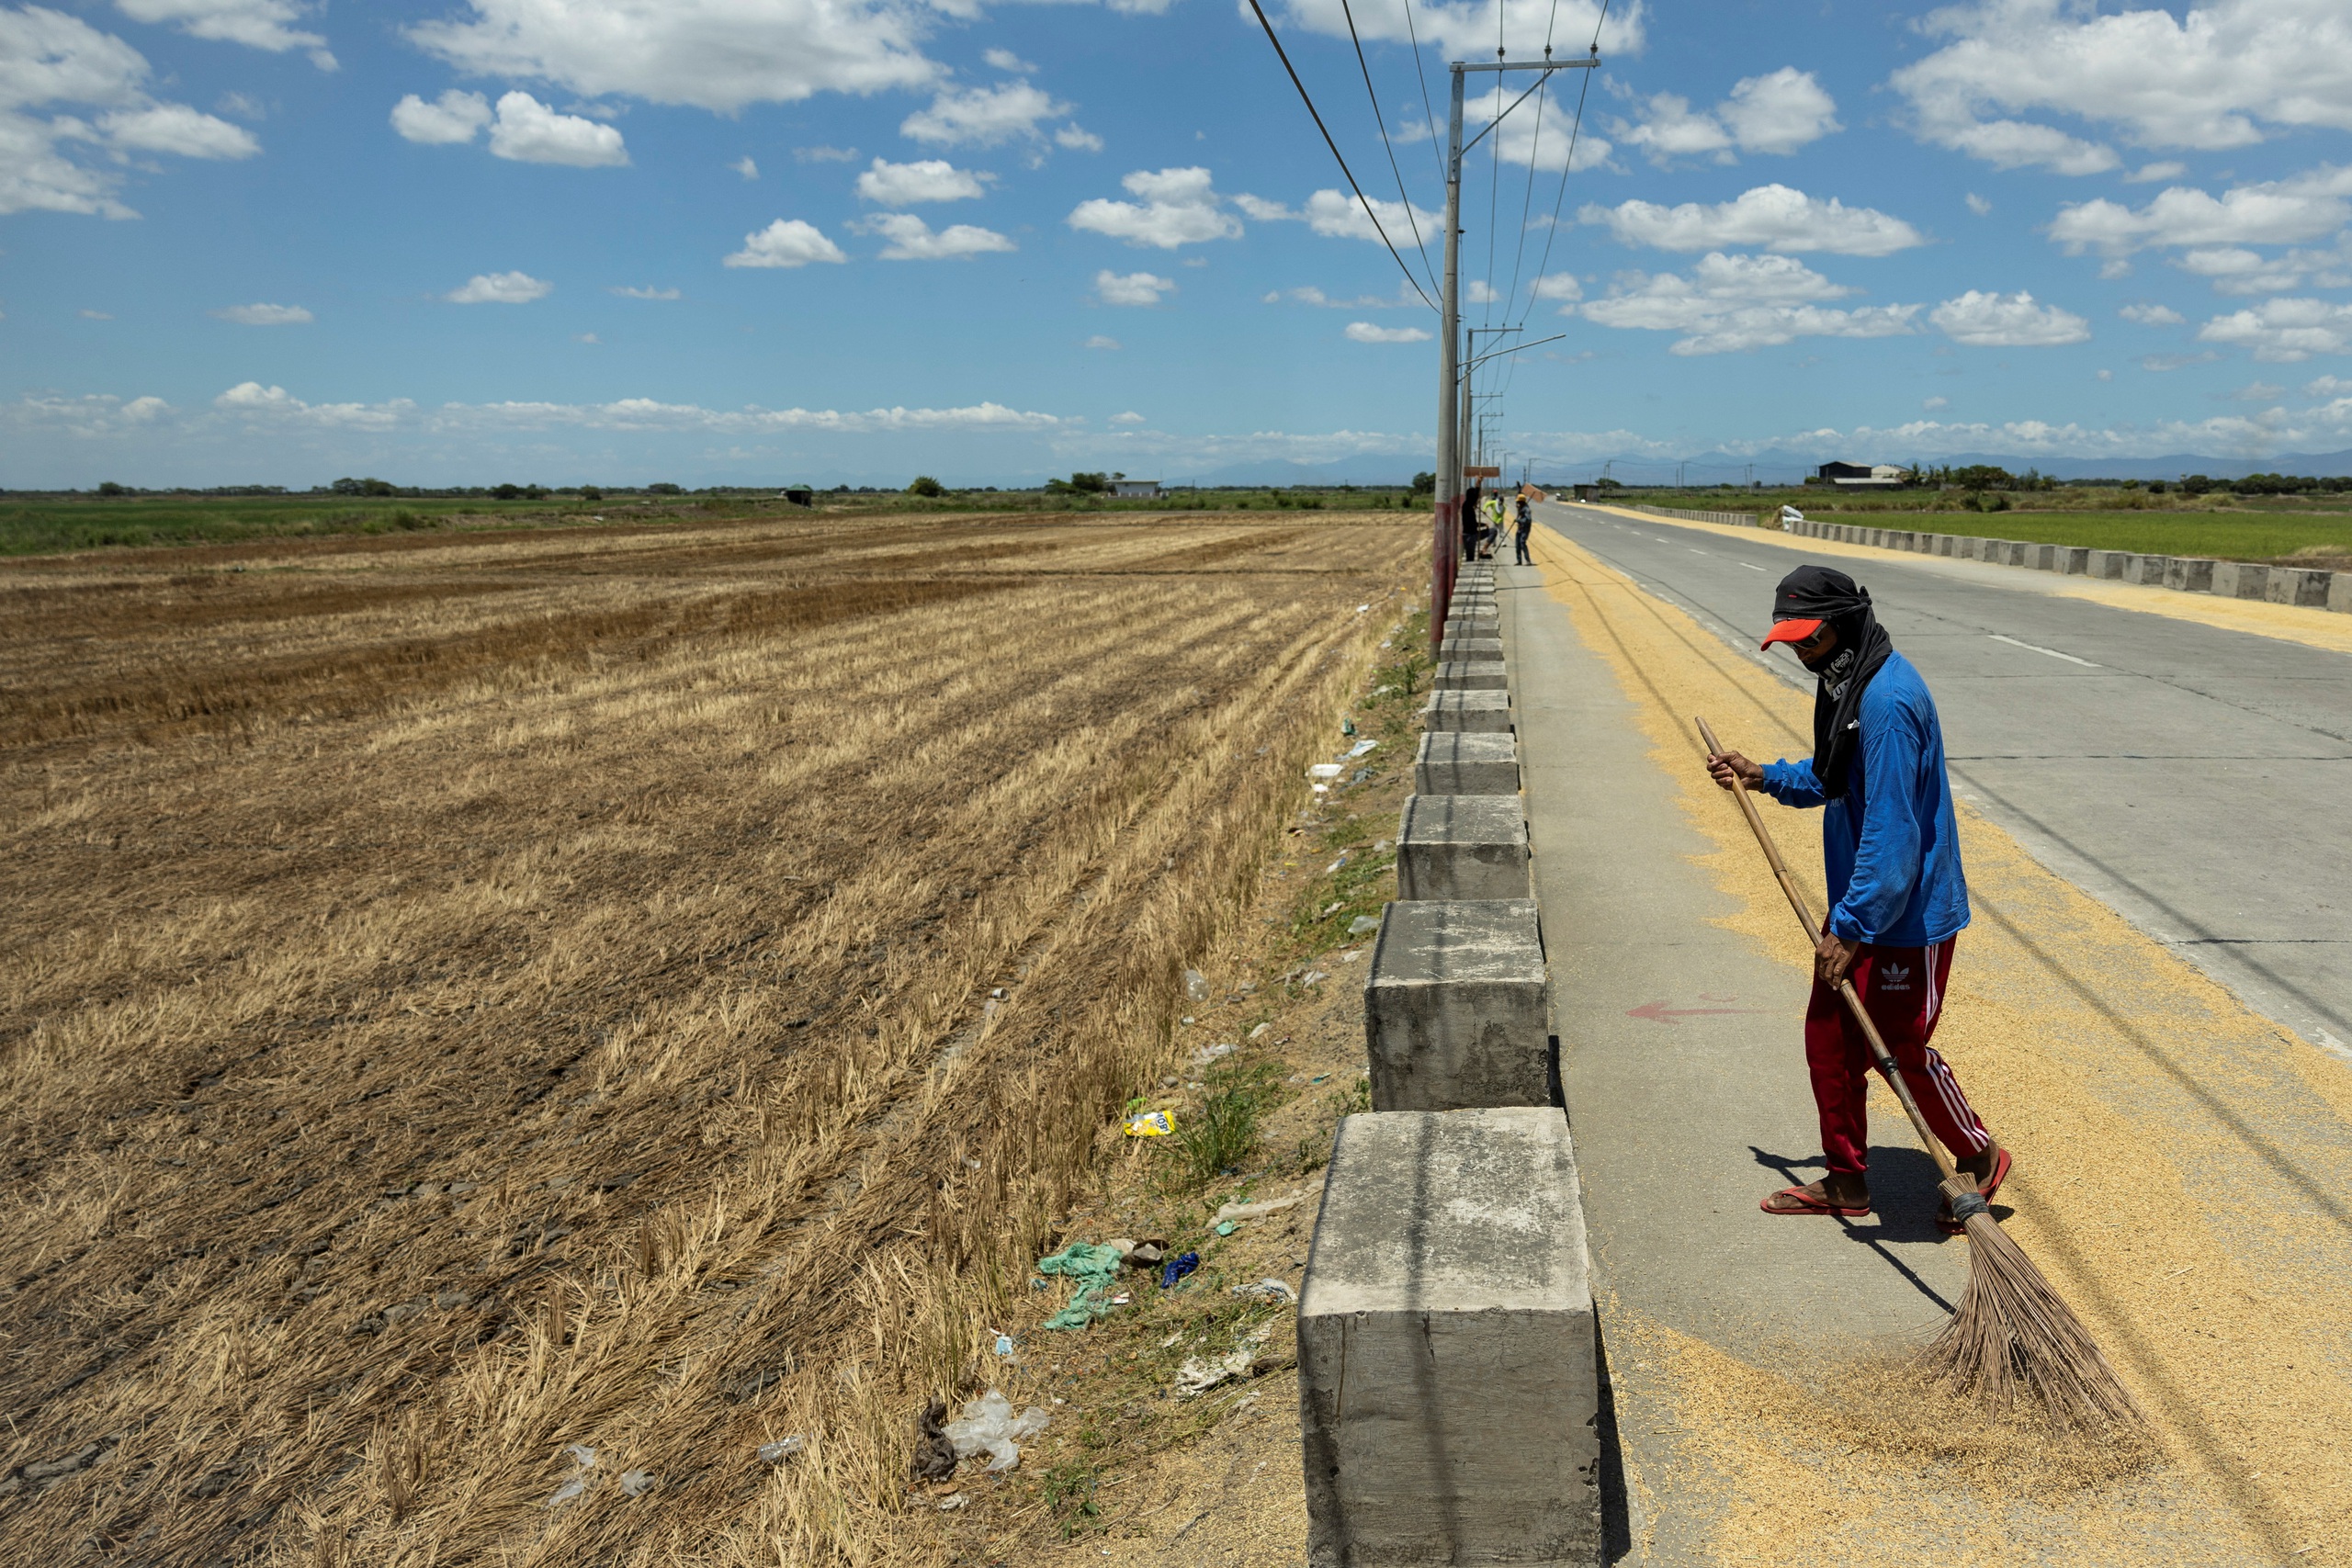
[
  {"left": 1346, "top": 739, "right": 1378, "bottom": 758},
  {"left": 1159, "top": 1250, "right": 1201, "bottom": 1290},
  {"left": 1189, "top": 1043, "right": 1236, "bottom": 1068},
  {"left": 1347, "top": 914, "right": 1381, "bottom": 936},
  {"left": 758, "top": 1437, "right": 807, "bottom": 1463},
  {"left": 1214, "top": 1192, "right": 1304, "bottom": 1225},
  {"left": 546, "top": 1444, "right": 596, "bottom": 1507},
  {"left": 1122, "top": 1110, "right": 1172, "bottom": 1137},
  {"left": 1176, "top": 1326, "right": 1273, "bottom": 1395},
  {"left": 620, "top": 1470, "right": 655, "bottom": 1497},
  {"left": 1037, "top": 1241, "right": 1128, "bottom": 1328},
  {"left": 1183, "top": 969, "right": 1210, "bottom": 1002},
  {"left": 1308, "top": 762, "right": 1346, "bottom": 780},
  {"left": 942, "top": 1390, "right": 1051, "bottom": 1472},
  {"left": 1230, "top": 1278, "right": 1298, "bottom": 1303}
]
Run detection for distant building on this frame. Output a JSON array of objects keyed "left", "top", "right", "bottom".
[
  {"left": 1818, "top": 461, "right": 1907, "bottom": 488},
  {"left": 1111, "top": 479, "right": 1161, "bottom": 499}
]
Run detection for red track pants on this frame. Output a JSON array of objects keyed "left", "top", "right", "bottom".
[{"left": 1805, "top": 936, "right": 1989, "bottom": 1178}]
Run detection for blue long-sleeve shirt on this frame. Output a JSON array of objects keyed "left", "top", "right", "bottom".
[{"left": 1758, "top": 650, "right": 1970, "bottom": 947}]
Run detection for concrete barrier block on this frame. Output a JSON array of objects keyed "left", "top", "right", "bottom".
[
  {"left": 2211, "top": 561, "right": 2269, "bottom": 600},
  {"left": 2167, "top": 557, "right": 2217, "bottom": 593},
  {"left": 2268, "top": 567, "right": 2333, "bottom": 608},
  {"left": 1950, "top": 535, "right": 1979, "bottom": 559},
  {"left": 2125, "top": 554, "right": 2172, "bottom": 585},
  {"left": 2331, "top": 573, "right": 2352, "bottom": 614},
  {"left": 1397, "top": 794, "right": 1530, "bottom": 902},
  {"left": 1440, "top": 637, "right": 1504, "bottom": 662},
  {"left": 1363, "top": 899, "right": 1547, "bottom": 1111},
  {"left": 2060, "top": 547, "right": 2090, "bottom": 574},
  {"left": 1422, "top": 691, "right": 1512, "bottom": 733},
  {"left": 1433, "top": 660, "right": 1509, "bottom": 692},
  {"left": 2023, "top": 542, "right": 2054, "bottom": 570},
  {"left": 1301, "top": 1106, "right": 1599, "bottom": 1567},
  {"left": 1415, "top": 732, "right": 1520, "bottom": 795},
  {"left": 2086, "top": 548, "right": 2128, "bottom": 579}
]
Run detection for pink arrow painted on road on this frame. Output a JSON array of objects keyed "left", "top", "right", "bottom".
[{"left": 1625, "top": 999, "right": 1776, "bottom": 1023}]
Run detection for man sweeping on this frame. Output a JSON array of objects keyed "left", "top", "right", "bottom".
[{"left": 1703, "top": 565, "right": 2008, "bottom": 1232}]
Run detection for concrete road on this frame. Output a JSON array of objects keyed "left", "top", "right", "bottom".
[{"left": 1534, "top": 500, "right": 2352, "bottom": 1057}]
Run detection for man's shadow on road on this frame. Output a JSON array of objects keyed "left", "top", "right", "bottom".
[{"left": 1748, "top": 1145, "right": 2012, "bottom": 1315}]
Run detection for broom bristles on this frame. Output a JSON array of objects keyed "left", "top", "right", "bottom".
[{"left": 1920, "top": 1181, "right": 2143, "bottom": 1431}]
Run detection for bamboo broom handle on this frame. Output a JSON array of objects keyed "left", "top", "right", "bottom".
[{"left": 1693, "top": 716, "right": 1971, "bottom": 1193}]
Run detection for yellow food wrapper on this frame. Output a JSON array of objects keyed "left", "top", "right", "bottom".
[{"left": 1122, "top": 1110, "right": 1173, "bottom": 1137}]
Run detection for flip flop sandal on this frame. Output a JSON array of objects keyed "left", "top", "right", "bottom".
[
  {"left": 1760, "top": 1186, "right": 1870, "bottom": 1218},
  {"left": 1937, "top": 1146, "right": 2014, "bottom": 1235}
]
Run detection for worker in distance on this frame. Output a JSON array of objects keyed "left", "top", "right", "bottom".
[{"left": 1702, "top": 565, "right": 2008, "bottom": 1231}]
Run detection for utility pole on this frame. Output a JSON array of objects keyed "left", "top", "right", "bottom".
[{"left": 1432, "top": 43, "right": 1599, "bottom": 648}]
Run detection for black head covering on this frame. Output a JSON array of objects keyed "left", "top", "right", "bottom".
[{"left": 1771, "top": 565, "right": 1893, "bottom": 800}]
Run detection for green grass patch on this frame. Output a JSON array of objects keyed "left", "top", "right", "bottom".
[
  {"left": 0, "top": 494, "right": 620, "bottom": 556},
  {"left": 1163, "top": 1058, "right": 1288, "bottom": 1189},
  {"left": 1882, "top": 511, "right": 2352, "bottom": 561}
]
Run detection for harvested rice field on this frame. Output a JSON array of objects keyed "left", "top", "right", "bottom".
[{"left": 0, "top": 512, "right": 1422, "bottom": 1565}]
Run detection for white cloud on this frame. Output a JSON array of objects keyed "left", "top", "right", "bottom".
[
  {"left": 1069, "top": 167, "right": 1240, "bottom": 248},
  {"left": 2098, "top": 368, "right": 2113, "bottom": 380},
  {"left": 1464, "top": 280, "right": 1499, "bottom": 306},
  {"left": 1444, "top": 80, "right": 1612, "bottom": 174},
  {"left": 2142, "top": 351, "right": 2222, "bottom": 371},
  {"left": 1239, "top": 189, "right": 1442, "bottom": 247},
  {"left": 731, "top": 154, "right": 757, "bottom": 179},
  {"left": 2198, "top": 297, "right": 2352, "bottom": 361},
  {"left": 1109, "top": 411, "right": 1145, "bottom": 424},
  {"left": 0, "top": 8, "right": 259, "bottom": 217},
  {"left": 983, "top": 47, "right": 1033, "bottom": 73},
  {"left": 80, "top": 308, "right": 112, "bottom": 319},
  {"left": 1054, "top": 124, "right": 1102, "bottom": 152},
  {"left": 2128, "top": 161, "right": 2187, "bottom": 184},
  {"left": 856, "top": 156, "right": 989, "bottom": 205},
  {"left": 857, "top": 211, "right": 1014, "bottom": 260},
  {"left": 1532, "top": 273, "right": 1583, "bottom": 302},
  {"left": 902, "top": 80, "right": 1068, "bottom": 149},
  {"left": 1582, "top": 184, "right": 1925, "bottom": 257},
  {"left": 796, "top": 143, "right": 858, "bottom": 163},
  {"left": 574, "top": 332, "right": 599, "bottom": 344},
  {"left": 1083, "top": 333, "right": 1121, "bottom": 349},
  {"left": 391, "top": 88, "right": 492, "bottom": 144},
  {"left": 611, "top": 284, "right": 680, "bottom": 299},
  {"left": 1615, "top": 67, "right": 1838, "bottom": 164},
  {"left": 1923, "top": 395, "right": 1949, "bottom": 410},
  {"left": 2231, "top": 379, "right": 2286, "bottom": 400},
  {"left": 1345, "top": 321, "right": 1430, "bottom": 344},
  {"left": 115, "top": 0, "right": 334, "bottom": 68},
  {"left": 1578, "top": 251, "right": 1918, "bottom": 355},
  {"left": 446, "top": 270, "right": 553, "bottom": 304},
  {"left": 408, "top": 0, "right": 933, "bottom": 115},
  {"left": 210, "top": 301, "right": 312, "bottom": 324},
  {"left": 1270, "top": 0, "right": 1642, "bottom": 64},
  {"left": 724, "top": 218, "right": 847, "bottom": 268},
  {"left": 1891, "top": 0, "right": 2352, "bottom": 171},
  {"left": 1964, "top": 192, "right": 1992, "bottom": 217},
  {"left": 487, "top": 91, "right": 628, "bottom": 166},
  {"left": 2048, "top": 169, "right": 2352, "bottom": 255},
  {"left": 2306, "top": 375, "right": 2352, "bottom": 398},
  {"left": 1929, "top": 290, "right": 2092, "bottom": 346},
  {"left": 1095, "top": 269, "right": 1174, "bottom": 306},
  {"left": 214, "top": 381, "right": 411, "bottom": 428},
  {"left": 2119, "top": 302, "right": 2185, "bottom": 325}
]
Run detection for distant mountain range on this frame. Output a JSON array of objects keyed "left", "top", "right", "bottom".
[{"left": 1159, "top": 449, "right": 2352, "bottom": 490}]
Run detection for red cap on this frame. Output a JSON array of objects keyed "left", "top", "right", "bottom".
[{"left": 1758, "top": 617, "right": 1823, "bottom": 650}]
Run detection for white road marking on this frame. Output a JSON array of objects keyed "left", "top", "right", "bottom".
[
  {"left": 1989, "top": 633, "right": 2101, "bottom": 668},
  {"left": 1738, "top": 562, "right": 1767, "bottom": 572},
  {"left": 1688, "top": 547, "right": 1709, "bottom": 556}
]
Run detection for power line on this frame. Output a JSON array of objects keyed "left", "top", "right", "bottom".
[
  {"left": 1514, "top": 0, "right": 1609, "bottom": 333},
  {"left": 1499, "top": 0, "right": 1566, "bottom": 327},
  {"left": 1242, "top": 0, "right": 1438, "bottom": 312},
  {"left": 1339, "top": 0, "right": 1437, "bottom": 297},
  {"left": 1400, "top": 0, "right": 1445, "bottom": 189}
]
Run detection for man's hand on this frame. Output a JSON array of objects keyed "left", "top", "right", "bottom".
[
  {"left": 1705, "top": 750, "right": 1764, "bottom": 793},
  {"left": 1816, "top": 931, "right": 1858, "bottom": 987}
]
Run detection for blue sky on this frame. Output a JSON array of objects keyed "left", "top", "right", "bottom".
[{"left": 4, "top": 0, "right": 2352, "bottom": 487}]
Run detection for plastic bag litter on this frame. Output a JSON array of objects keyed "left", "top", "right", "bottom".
[
  {"left": 1347, "top": 914, "right": 1381, "bottom": 936},
  {"left": 1248, "top": 1022, "right": 1272, "bottom": 1040},
  {"left": 1230, "top": 1278, "right": 1298, "bottom": 1303},
  {"left": 1345, "top": 739, "right": 1378, "bottom": 758},
  {"left": 1037, "top": 1241, "right": 1128, "bottom": 1328},
  {"left": 941, "top": 1390, "right": 1051, "bottom": 1473},
  {"left": 1122, "top": 1110, "right": 1172, "bottom": 1137},
  {"left": 1176, "top": 1327, "right": 1273, "bottom": 1395},
  {"left": 1184, "top": 969, "right": 1211, "bottom": 1002},
  {"left": 1159, "top": 1250, "right": 1200, "bottom": 1289},
  {"left": 620, "top": 1470, "right": 655, "bottom": 1497},
  {"left": 546, "top": 1444, "right": 596, "bottom": 1507},
  {"left": 1189, "top": 1043, "right": 1236, "bottom": 1068},
  {"left": 934, "top": 1493, "right": 969, "bottom": 1511},
  {"left": 1214, "top": 1193, "right": 1303, "bottom": 1225},
  {"left": 1308, "top": 762, "right": 1346, "bottom": 780},
  {"left": 758, "top": 1437, "right": 807, "bottom": 1463}
]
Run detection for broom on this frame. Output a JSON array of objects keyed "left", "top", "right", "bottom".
[{"left": 1694, "top": 716, "right": 2142, "bottom": 1431}]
